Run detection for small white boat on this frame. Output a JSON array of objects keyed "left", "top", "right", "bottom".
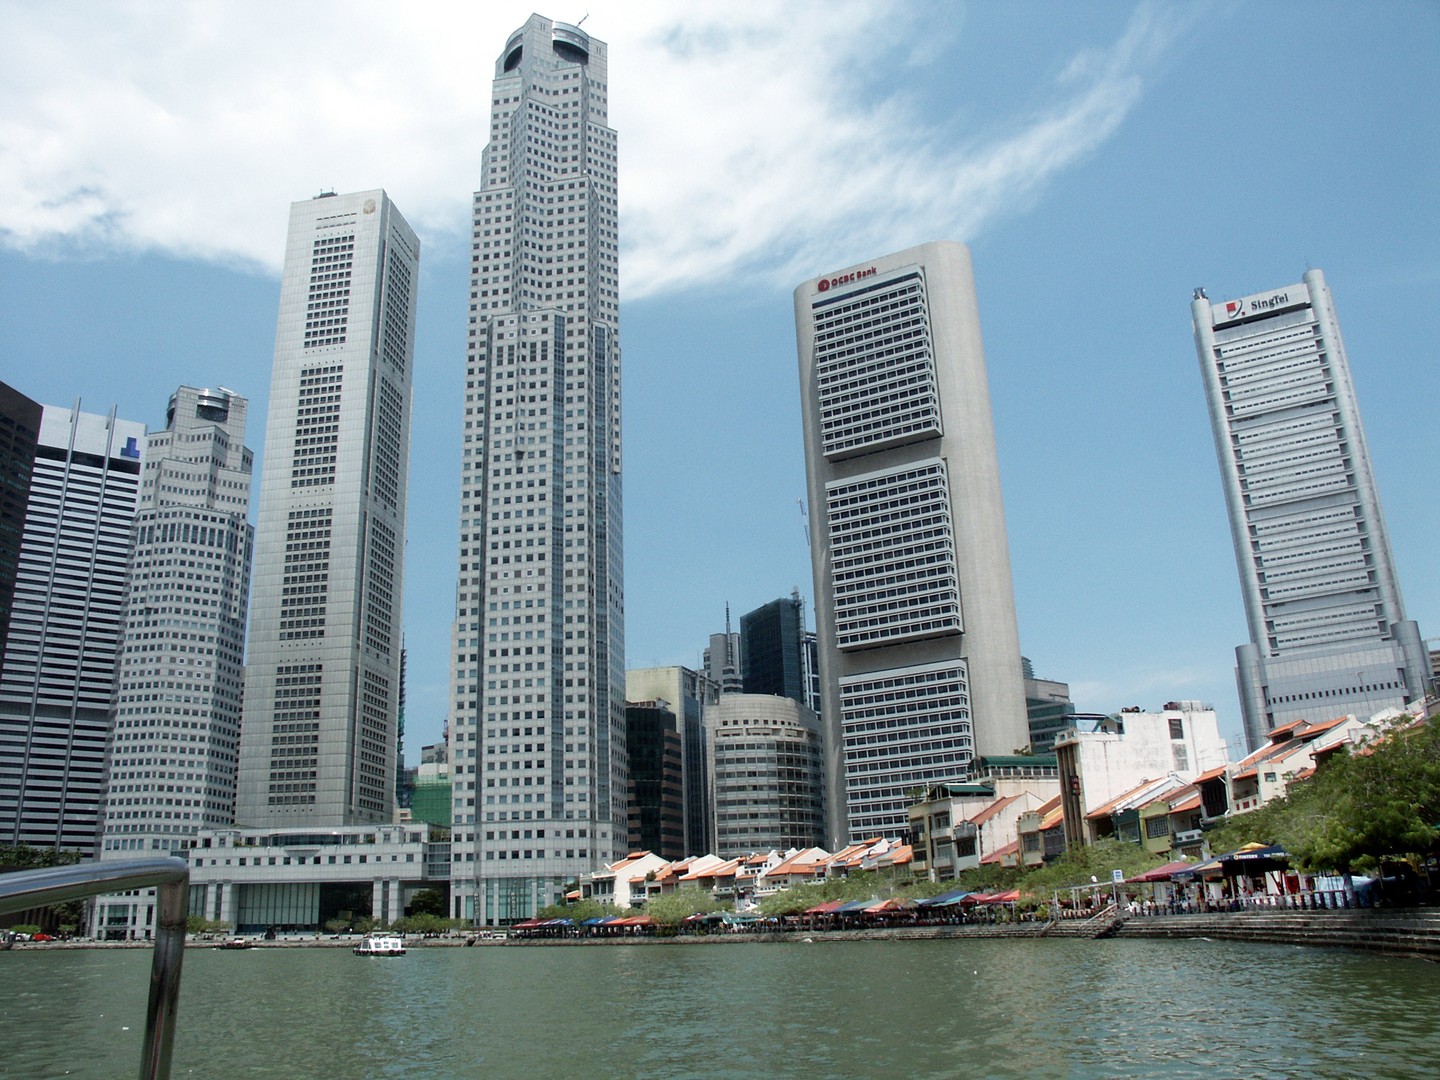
[{"left": 352, "top": 932, "right": 406, "bottom": 957}]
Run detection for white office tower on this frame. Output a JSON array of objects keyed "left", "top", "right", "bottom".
[
  {"left": 1192, "top": 270, "right": 1428, "bottom": 752},
  {"left": 0, "top": 404, "right": 143, "bottom": 849},
  {"left": 795, "top": 241, "right": 1029, "bottom": 846},
  {"left": 449, "top": 15, "right": 623, "bottom": 925},
  {"left": 92, "top": 387, "right": 253, "bottom": 939},
  {"left": 236, "top": 190, "right": 419, "bottom": 828}
]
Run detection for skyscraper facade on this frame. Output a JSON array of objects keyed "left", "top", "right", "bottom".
[
  {"left": 705, "top": 626, "right": 743, "bottom": 695},
  {"left": 1192, "top": 270, "right": 1428, "bottom": 750},
  {"left": 0, "top": 382, "right": 42, "bottom": 671},
  {"left": 795, "top": 241, "right": 1029, "bottom": 846},
  {"left": 707, "top": 694, "right": 826, "bottom": 858},
  {"left": 448, "top": 15, "right": 623, "bottom": 925},
  {"left": 236, "top": 189, "right": 418, "bottom": 829},
  {"left": 741, "top": 593, "right": 807, "bottom": 704},
  {"left": 0, "top": 402, "right": 144, "bottom": 849},
  {"left": 624, "top": 701, "right": 685, "bottom": 861},
  {"left": 626, "top": 665, "right": 716, "bottom": 857},
  {"left": 92, "top": 386, "right": 254, "bottom": 939}
]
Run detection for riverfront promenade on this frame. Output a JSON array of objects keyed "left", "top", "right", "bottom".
[
  {"left": 485, "top": 907, "right": 1440, "bottom": 959},
  {"left": 14, "top": 907, "right": 1439, "bottom": 959}
]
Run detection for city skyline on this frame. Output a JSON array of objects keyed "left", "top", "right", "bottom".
[{"left": 1, "top": 4, "right": 1435, "bottom": 760}]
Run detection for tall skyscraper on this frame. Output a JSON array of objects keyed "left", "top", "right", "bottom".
[
  {"left": 741, "top": 592, "right": 807, "bottom": 704},
  {"left": 1192, "top": 270, "right": 1428, "bottom": 750},
  {"left": 448, "top": 15, "right": 623, "bottom": 925},
  {"left": 0, "top": 402, "right": 144, "bottom": 849},
  {"left": 0, "top": 383, "right": 42, "bottom": 670},
  {"left": 627, "top": 665, "right": 716, "bottom": 857},
  {"left": 236, "top": 189, "right": 419, "bottom": 829},
  {"left": 704, "top": 615, "right": 744, "bottom": 695},
  {"left": 707, "top": 694, "right": 826, "bottom": 859},
  {"left": 795, "top": 241, "right": 1029, "bottom": 846},
  {"left": 92, "top": 386, "right": 254, "bottom": 939},
  {"left": 623, "top": 700, "right": 685, "bottom": 861}
]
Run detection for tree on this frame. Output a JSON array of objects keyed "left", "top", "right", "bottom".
[
  {"left": 1017, "top": 838, "right": 1160, "bottom": 899},
  {"left": 646, "top": 887, "right": 729, "bottom": 926},
  {"left": 1202, "top": 719, "right": 1440, "bottom": 876},
  {"left": 0, "top": 846, "right": 86, "bottom": 933},
  {"left": 409, "top": 888, "right": 447, "bottom": 917},
  {"left": 186, "top": 915, "right": 232, "bottom": 936},
  {"left": 535, "top": 897, "right": 621, "bottom": 922}
]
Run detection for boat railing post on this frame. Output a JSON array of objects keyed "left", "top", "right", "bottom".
[{"left": 140, "top": 873, "right": 189, "bottom": 1080}]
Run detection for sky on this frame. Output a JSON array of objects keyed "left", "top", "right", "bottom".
[{"left": 1, "top": 1, "right": 1436, "bottom": 761}]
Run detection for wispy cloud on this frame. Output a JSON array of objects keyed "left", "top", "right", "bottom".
[{"left": 0, "top": 1, "right": 1182, "bottom": 293}]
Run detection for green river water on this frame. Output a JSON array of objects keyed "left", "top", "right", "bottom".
[{"left": 3, "top": 938, "right": 1437, "bottom": 1079}]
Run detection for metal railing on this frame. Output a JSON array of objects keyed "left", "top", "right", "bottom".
[{"left": 0, "top": 856, "right": 190, "bottom": 1080}]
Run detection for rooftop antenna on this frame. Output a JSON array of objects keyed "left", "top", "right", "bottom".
[{"left": 576, "top": 13, "right": 589, "bottom": 27}]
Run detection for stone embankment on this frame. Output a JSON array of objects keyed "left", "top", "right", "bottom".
[{"left": 1112, "top": 908, "right": 1440, "bottom": 961}]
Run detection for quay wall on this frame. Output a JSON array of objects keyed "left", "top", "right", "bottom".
[{"left": 1112, "top": 909, "right": 1440, "bottom": 961}]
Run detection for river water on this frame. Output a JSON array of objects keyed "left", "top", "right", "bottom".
[{"left": 3, "top": 938, "right": 1437, "bottom": 1078}]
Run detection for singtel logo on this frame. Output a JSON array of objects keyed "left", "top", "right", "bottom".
[{"left": 1224, "top": 291, "right": 1293, "bottom": 320}]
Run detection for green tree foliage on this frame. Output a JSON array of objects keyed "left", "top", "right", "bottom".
[
  {"left": 757, "top": 868, "right": 935, "bottom": 916},
  {"left": 645, "top": 887, "right": 730, "bottom": 926},
  {"left": 0, "top": 845, "right": 85, "bottom": 931},
  {"left": 390, "top": 913, "right": 457, "bottom": 935},
  {"left": 1202, "top": 719, "right": 1440, "bottom": 873},
  {"left": 185, "top": 915, "right": 233, "bottom": 935},
  {"left": 1019, "top": 839, "right": 1162, "bottom": 897},
  {"left": 535, "top": 897, "right": 622, "bottom": 922},
  {"left": 953, "top": 862, "right": 1023, "bottom": 895},
  {"left": 408, "top": 888, "right": 447, "bottom": 917},
  {"left": 1, "top": 845, "right": 79, "bottom": 871}
]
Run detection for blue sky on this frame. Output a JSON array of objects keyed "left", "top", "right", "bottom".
[{"left": 2, "top": 2, "right": 1436, "bottom": 760}]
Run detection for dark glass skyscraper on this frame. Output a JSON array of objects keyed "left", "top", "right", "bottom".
[{"left": 741, "top": 594, "right": 807, "bottom": 704}]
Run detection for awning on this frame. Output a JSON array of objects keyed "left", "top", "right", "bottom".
[
  {"left": 1232, "top": 843, "right": 1288, "bottom": 861},
  {"left": 1126, "top": 860, "right": 1194, "bottom": 883},
  {"left": 865, "top": 897, "right": 916, "bottom": 913},
  {"left": 918, "top": 889, "right": 974, "bottom": 907}
]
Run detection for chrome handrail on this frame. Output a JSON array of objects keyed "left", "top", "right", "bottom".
[{"left": 0, "top": 856, "right": 190, "bottom": 1080}]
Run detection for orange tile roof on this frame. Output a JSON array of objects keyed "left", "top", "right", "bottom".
[
  {"left": 1265, "top": 718, "right": 1307, "bottom": 739},
  {"left": 980, "top": 839, "right": 1020, "bottom": 865},
  {"left": 967, "top": 794, "right": 1021, "bottom": 827},
  {"left": 1085, "top": 777, "right": 1159, "bottom": 820},
  {"left": 1039, "top": 806, "right": 1065, "bottom": 830},
  {"left": 1192, "top": 765, "right": 1228, "bottom": 783},
  {"left": 767, "top": 848, "right": 830, "bottom": 876},
  {"left": 1167, "top": 793, "right": 1201, "bottom": 814}
]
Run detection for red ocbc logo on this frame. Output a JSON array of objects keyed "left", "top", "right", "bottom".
[{"left": 816, "top": 266, "right": 877, "bottom": 293}]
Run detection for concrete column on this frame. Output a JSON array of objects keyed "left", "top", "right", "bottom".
[
  {"left": 388, "top": 879, "right": 401, "bottom": 923},
  {"left": 218, "top": 882, "right": 235, "bottom": 929},
  {"left": 371, "top": 879, "right": 386, "bottom": 924}
]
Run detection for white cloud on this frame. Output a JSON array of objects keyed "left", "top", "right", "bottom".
[{"left": 0, "top": 1, "right": 1180, "bottom": 293}]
